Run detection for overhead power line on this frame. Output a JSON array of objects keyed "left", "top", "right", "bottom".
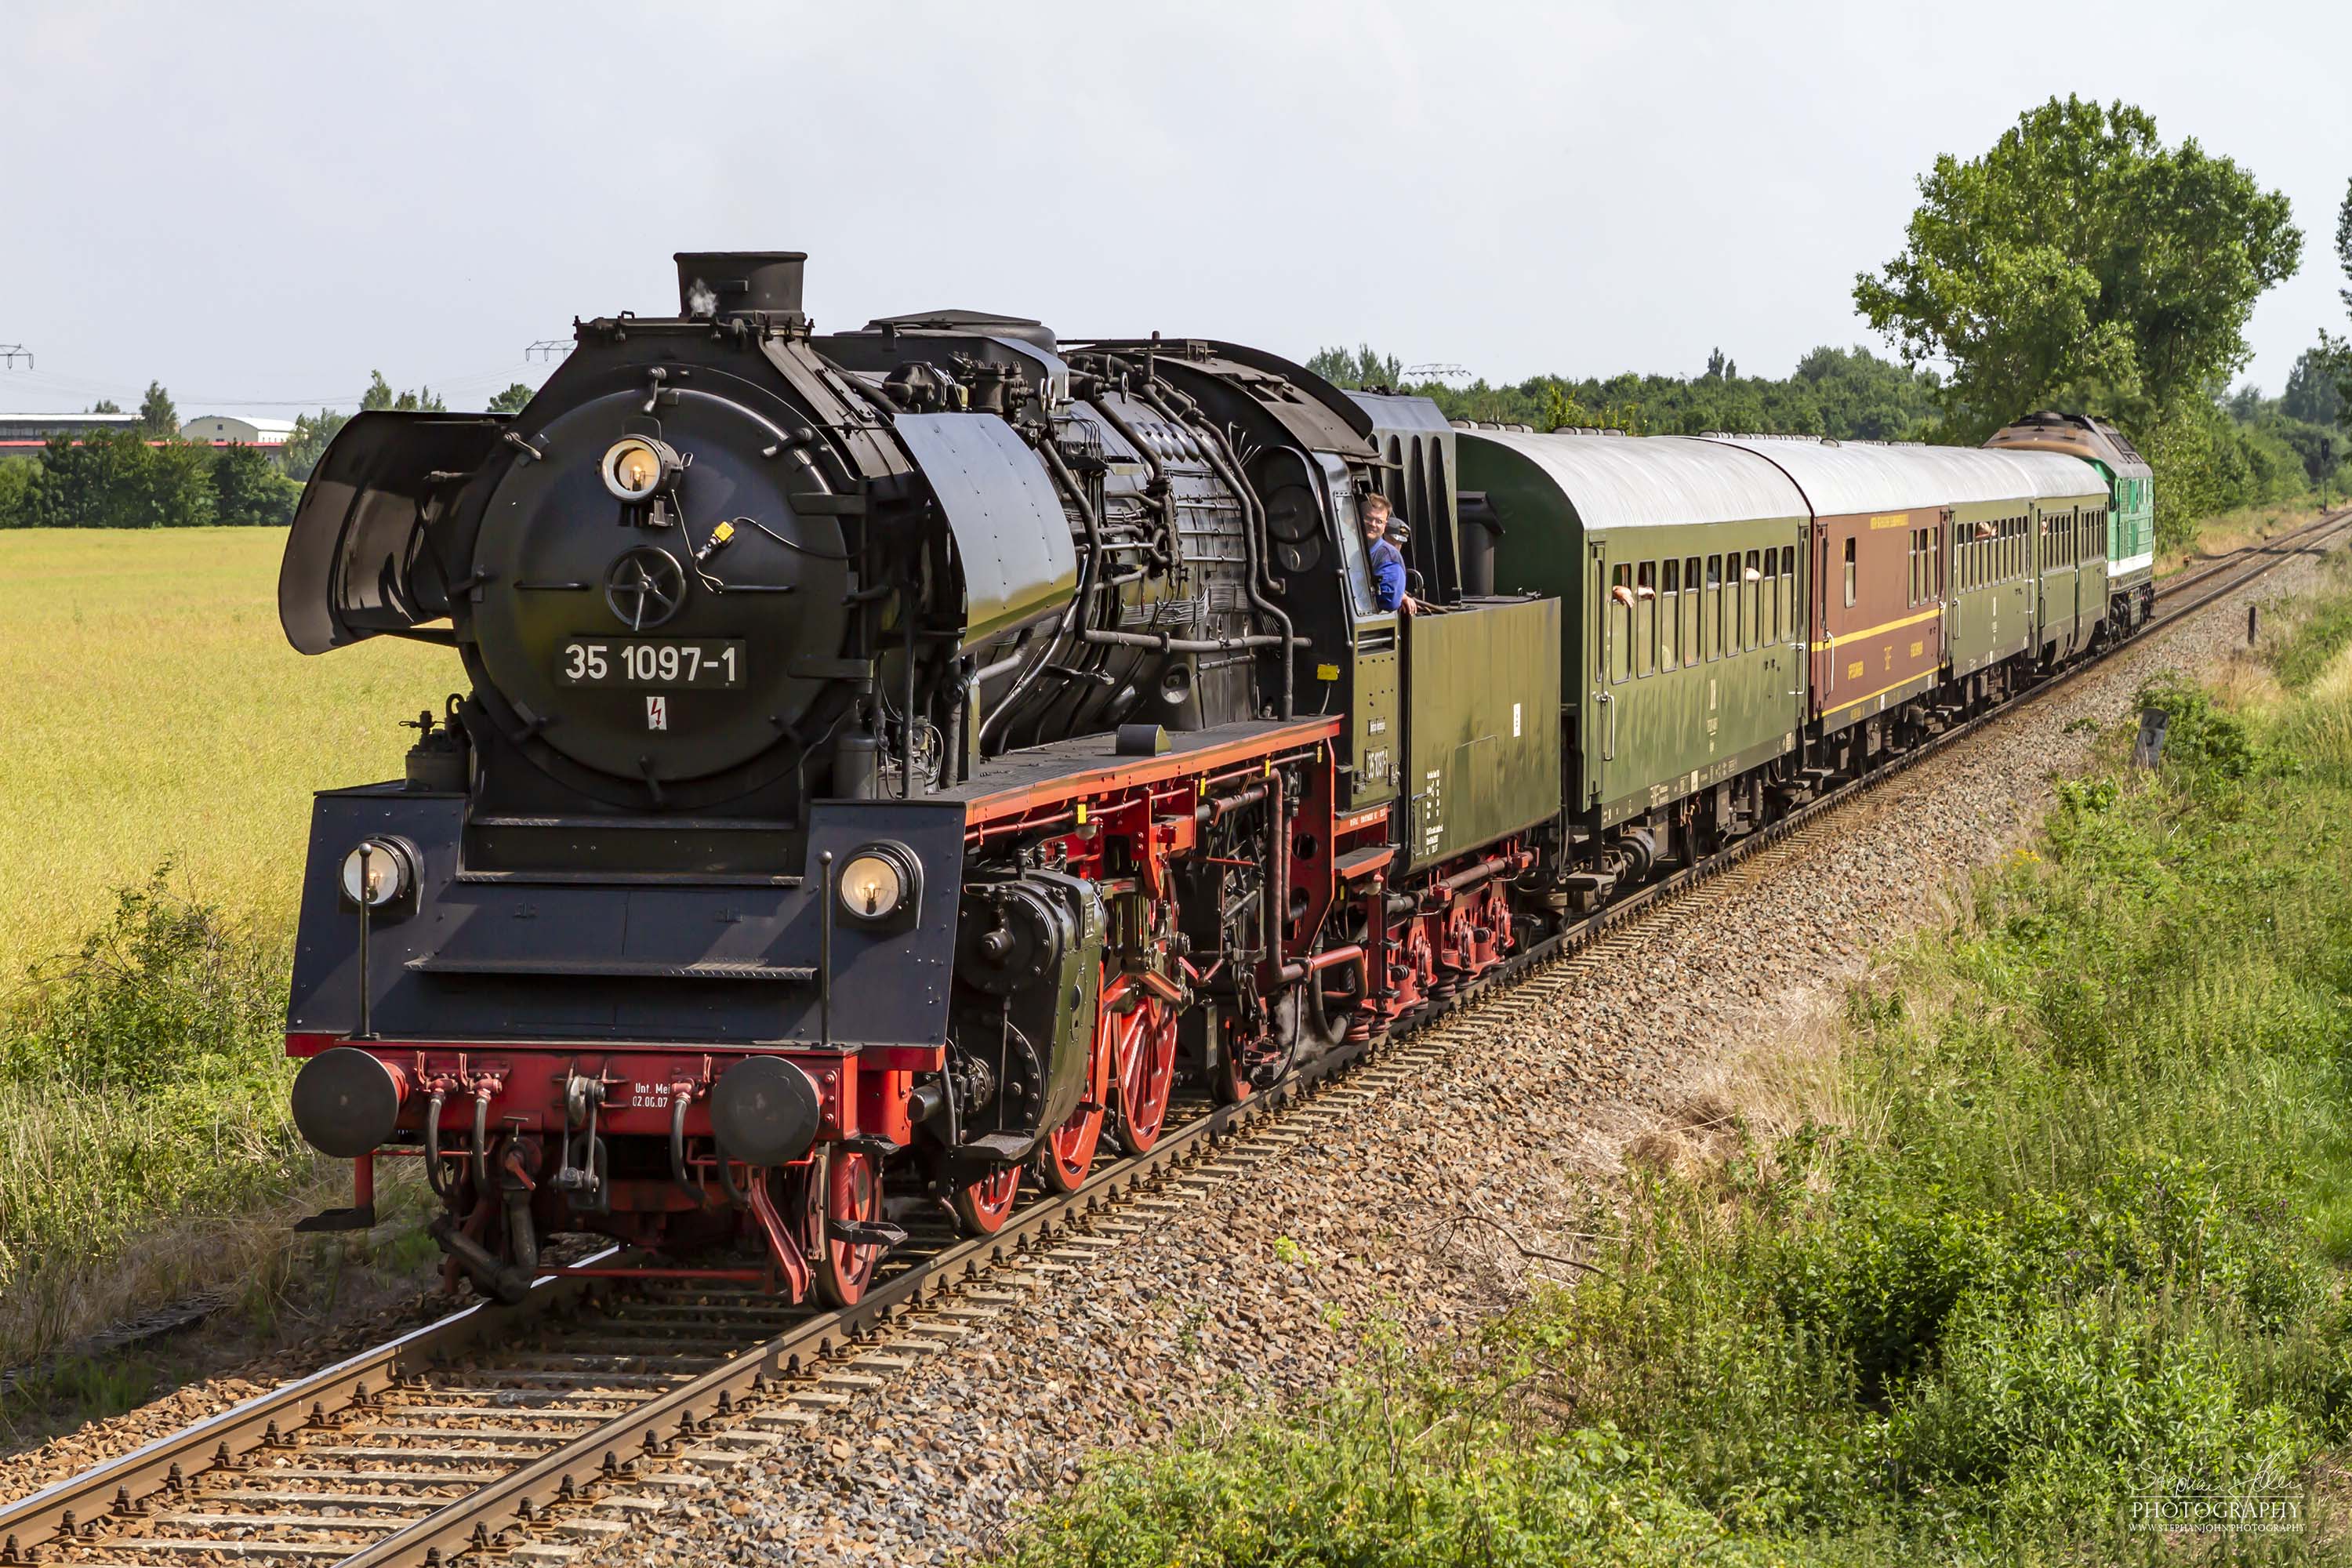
[{"left": 0, "top": 344, "right": 31, "bottom": 369}]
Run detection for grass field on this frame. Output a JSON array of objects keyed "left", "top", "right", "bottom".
[{"left": 0, "top": 528, "right": 454, "bottom": 985}]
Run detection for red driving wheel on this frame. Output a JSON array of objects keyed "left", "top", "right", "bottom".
[
  {"left": 1105, "top": 972, "right": 1179, "bottom": 1152},
  {"left": 1037, "top": 975, "right": 1110, "bottom": 1193},
  {"left": 807, "top": 1147, "right": 882, "bottom": 1308},
  {"left": 949, "top": 1163, "right": 1022, "bottom": 1235}
]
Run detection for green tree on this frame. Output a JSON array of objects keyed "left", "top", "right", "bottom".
[
  {"left": 24, "top": 430, "right": 213, "bottom": 528},
  {"left": 137, "top": 381, "right": 178, "bottom": 438},
  {"left": 2336, "top": 175, "right": 2351, "bottom": 314},
  {"left": 359, "top": 370, "right": 445, "bottom": 413},
  {"left": 88, "top": 399, "right": 122, "bottom": 415},
  {"left": 0, "top": 458, "right": 33, "bottom": 527},
  {"left": 1305, "top": 344, "right": 1405, "bottom": 391},
  {"left": 2280, "top": 347, "right": 2344, "bottom": 429},
  {"left": 280, "top": 408, "right": 349, "bottom": 481},
  {"left": 210, "top": 442, "right": 299, "bottom": 527},
  {"left": 1855, "top": 96, "right": 2302, "bottom": 440},
  {"left": 487, "top": 382, "right": 535, "bottom": 414}
]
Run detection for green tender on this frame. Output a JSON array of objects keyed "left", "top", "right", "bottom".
[{"left": 1402, "top": 596, "right": 1562, "bottom": 871}]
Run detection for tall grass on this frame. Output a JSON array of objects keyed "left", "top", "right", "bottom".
[{"left": 1011, "top": 562, "right": 2352, "bottom": 1564}]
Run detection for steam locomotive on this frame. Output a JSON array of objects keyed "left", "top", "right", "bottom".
[{"left": 278, "top": 252, "right": 2149, "bottom": 1305}]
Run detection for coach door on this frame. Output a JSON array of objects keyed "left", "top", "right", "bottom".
[{"left": 1592, "top": 541, "right": 1617, "bottom": 770}]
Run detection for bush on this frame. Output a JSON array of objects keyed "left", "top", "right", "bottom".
[
  {"left": 0, "top": 868, "right": 310, "bottom": 1289},
  {"left": 2, "top": 866, "right": 285, "bottom": 1092}
]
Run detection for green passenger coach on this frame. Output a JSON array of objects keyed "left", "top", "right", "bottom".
[
  {"left": 1985, "top": 411, "right": 2155, "bottom": 635},
  {"left": 1455, "top": 430, "right": 1810, "bottom": 863}
]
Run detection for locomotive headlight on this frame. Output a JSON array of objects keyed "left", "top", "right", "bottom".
[
  {"left": 339, "top": 838, "right": 416, "bottom": 911},
  {"left": 601, "top": 436, "right": 679, "bottom": 502},
  {"left": 837, "top": 844, "right": 920, "bottom": 924}
]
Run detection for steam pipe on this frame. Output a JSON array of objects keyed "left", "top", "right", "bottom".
[
  {"left": 1081, "top": 628, "right": 1302, "bottom": 653},
  {"left": 1276, "top": 943, "right": 1367, "bottom": 989},
  {"left": 1437, "top": 849, "right": 1537, "bottom": 897},
  {"left": 1195, "top": 782, "right": 1268, "bottom": 824}
]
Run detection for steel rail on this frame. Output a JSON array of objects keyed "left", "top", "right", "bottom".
[{"left": 9, "top": 504, "right": 2345, "bottom": 1568}]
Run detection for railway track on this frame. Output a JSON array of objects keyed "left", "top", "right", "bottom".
[{"left": 8, "top": 504, "right": 2347, "bottom": 1568}]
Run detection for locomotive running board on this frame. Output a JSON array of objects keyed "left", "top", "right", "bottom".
[{"left": 405, "top": 955, "right": 818, "bottom": 982}]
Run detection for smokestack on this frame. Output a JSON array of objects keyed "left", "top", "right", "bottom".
[{"left": 674, "top": 252, "right": 807, "bottom": 323}]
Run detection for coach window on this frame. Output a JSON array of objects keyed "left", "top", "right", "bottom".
[
  {"left": 1727, "top": 555, "right": 1744, "bottom": 654},
  {"left": 1635, "top": 561, "right": 1657, "bottom": 677},
  {"left": 1842, "top": 535, "right": 1857, "bottom": 608},
  {"left": 1658, "top": 558, "right": 1679, "bottom": 668},
  {"left": 1759, "top": 550, "right": 1777, "bottom": 642},
  {"left": 1781, "top": 546, "right": 1797, "bottom": 633},
  {"left": 1607, "top": 564, "right": 1632, "bottom": 684},
  {"left": 1931, "top": 528, "right": 1942, "bottom": 597},
  {"left": 1704, "top": 554, "right": 1722, "bottom": 660},
  {"left": 1743, "top": 550, "right": 1762, "bottom": 650},
  {"left": 1684, "top": 555, "right": 1702, "bottom": 667}
]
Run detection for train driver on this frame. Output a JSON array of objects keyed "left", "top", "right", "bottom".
[{"left": 1360, "top": 492, "right": 1415, "bottom": 615}]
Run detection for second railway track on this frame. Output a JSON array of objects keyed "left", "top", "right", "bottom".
[{"left": 9, "top": 503, "right": 2347, "bottom": 1568}]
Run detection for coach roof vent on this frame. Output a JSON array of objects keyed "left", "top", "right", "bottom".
[{"left": 674, "top": 251, "right": 807, "bottom": 323}]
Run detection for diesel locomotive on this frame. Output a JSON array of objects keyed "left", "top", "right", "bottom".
[{"left": 278, "top": 252, "right": 2151, "bottom": 1305}]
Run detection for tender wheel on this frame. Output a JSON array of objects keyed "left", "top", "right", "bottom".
[
  {"left": 1105, "top": 972, "right": 1179, "bottom": 1152},
  {"left": 806, "top": 1147, "right": 882, "bottom": 1308},
  {"left": 949, "top": 1163, "right": 1022, "bottom": 1235}
]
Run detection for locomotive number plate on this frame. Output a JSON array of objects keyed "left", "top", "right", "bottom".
[{"left": 558, "top": 637, "right": 746, "bottom": 688}]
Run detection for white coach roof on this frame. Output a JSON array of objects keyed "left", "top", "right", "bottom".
[
  {"left": 1691, "top": 434, "right": 2103, "bottom": 515},
  {"left": 1457, "top": 428, "right": 1808, "bottom": 530}
]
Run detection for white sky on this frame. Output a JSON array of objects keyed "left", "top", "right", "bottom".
[{"left": 2, "top": 0, "right": 2345, "bottom": 419}]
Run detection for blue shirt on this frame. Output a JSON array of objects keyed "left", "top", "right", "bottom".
[{"left": 1368, "top": 535, "right": 1407, "bottom": 611}]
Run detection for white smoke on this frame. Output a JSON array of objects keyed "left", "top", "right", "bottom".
[{"left": 686, "top": 278, "right": 718, "bottom": 319}]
